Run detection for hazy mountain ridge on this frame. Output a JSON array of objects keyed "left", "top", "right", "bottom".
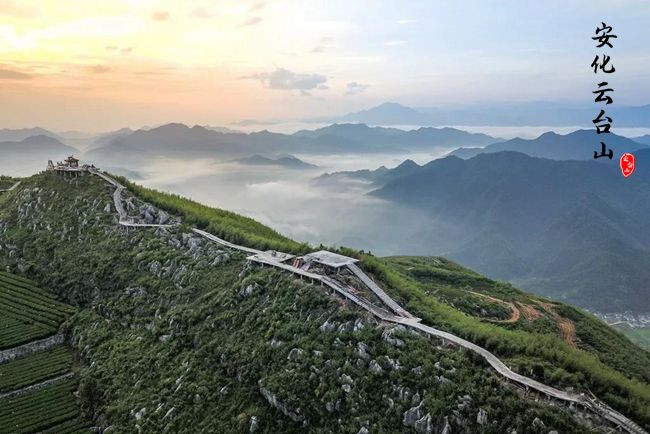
[
  {"left": 0, "top": 134, "right": 79, "bottom": 156},
  {"left": 316, "top": 159, "right": 420, "bottom": 186},
  {"left": 633, "top": 135, "right": 650, "bottom": 146},
  {"left": 0, "top": 127, "right": 63, "bottom": 142},
  {"left": 82, "top": 122, "right": 500, "bottom": 166},
  {"left": 365, "top": 150, "right": 650, "bottom": 312},
  {"left": 449, "top": 130, "right": 648, "bottom": 160},
  {"left": 319, "top": 102, "right": 650, "bottom": 127},
  {"left": 233, "top": 154, "right": 318, "bottom": 169}
]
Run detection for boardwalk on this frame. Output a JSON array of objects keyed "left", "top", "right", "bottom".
[
  {"left": 90, "top": 170, "right": 175, "bottom": 228},
  {"left": 89, "top": 170, "right": 647, "bottom": 434},
  {"left": 192, "top": 228, "right": 262, "bottom": 255},
  {"left": 348, "top": 263, "right": 415, "bottom": 318}
]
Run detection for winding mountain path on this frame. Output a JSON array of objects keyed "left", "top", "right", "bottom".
[
  {"left": 90, "top": 170, "right": 176, "bottom": 228},
  {"left": 90, "top": 170, "right": 647, "bottom": 434}
]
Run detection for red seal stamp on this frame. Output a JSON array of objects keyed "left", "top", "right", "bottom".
[{"left": 620, "top": 153, "right": 635, "bottom": 178}]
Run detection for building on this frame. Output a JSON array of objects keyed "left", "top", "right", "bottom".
[
  {"left": 47, "top": 155, "right": 83, "bottom": 177},
  {"left": 295, "top": 250, "right": 359, "bottom": 271},
  {"left": 65, "top": 156, "right": 79, "bottom": 168}
]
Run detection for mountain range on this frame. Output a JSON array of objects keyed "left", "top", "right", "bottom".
[
  {"left": 633, "top": 135, "right": 650, "bottom": 146},
  {"left": 316, "top": 159, "right": 420, "bottom": 186},
  {"left": 81, "top": 122, "right": 499, "bottom": 167},
  {"left": 317, "top": 102, "right": 650, "bottom": 127},
  {"left": 233, "top": 154, "right": 318, "bottom": 169},
  {"left": 325, "top": 150, "right": 650, "bottom": 313},
  {"left": 449, "top": 129, "right": 648, "bottom": 160},
  {"left": 0, "top": 127, "right": 63, "bottom": 142},
  {"left": 0, "top": 135, "right": 78, "bottom": 159}
]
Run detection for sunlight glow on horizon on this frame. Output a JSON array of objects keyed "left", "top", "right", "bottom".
[{"left": 0, "top": 0, "right": 648, "bottom": 130}]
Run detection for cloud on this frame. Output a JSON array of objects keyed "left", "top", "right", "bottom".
[
  {"left": 385, "top": 40, "right": 406, "bottom": 47},
  {"left": 310, "top": 46, "right": 326, "bottom": 53},
  {"left": 87, "top": 65, "right": 111, "bottom": 74},
  {"left": 243, "top": 68, "right": 327, "bottom": 91},
  {"left": 239, "top": 16, "right": 263, "bottom": 27},
  {"left": 105, "top": 45, "right": 133, "bottom": 54},
  {"left": 0, "top": 67, "right": 32, "bottom": 80},
  {"left": 345, "top": 82, "right": 368, "bottom": 96},
  {"left": 192, "top": 8, "right": 215, "bottom": 19},
  {"left": 250, "top": 2, "right": 267, "bottom": 12},
  {"left": 0, "top": 1, "right": 39, "bottom": 18},
  {"left": 397, "top": 19, "right": 417, "bottom": 25},
  {"left": 151, "top": 11, "right": 170, "bottom": 21}
]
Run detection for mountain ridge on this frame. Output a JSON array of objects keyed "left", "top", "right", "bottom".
[
  {"left": 82, "top": 122, "right": 499, "bottom": 166},
  {"left": 316, "top": 102, "right": 650, "bottom": 127},
  {"left": 357, "top": 150, "right": 650, "bottom": 312},
  {"left": 448, "top": 129, "right": 648, "bottom": 160}
]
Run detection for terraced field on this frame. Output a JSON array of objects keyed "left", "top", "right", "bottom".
[
  {"left": 0, "top": 379, "right": 89, "bottom": 434},
  {"left": 0, "top": 272, "right": 90, "bottom": 434},
  {"left": 0, "top": 271, "right": 74, "bottom": 349},
  {"left": 0, "top": 346, "right": 73, "bottom": 393}
]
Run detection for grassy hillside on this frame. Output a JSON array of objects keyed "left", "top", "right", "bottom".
[
  {"left": 0, "top": 176, "right": 19, "bottom": 190},
  {"left": 356, "top": 255, "right": 650, "bottom": 423},
  {"left": 613, "top": 324, "right": 650, "bottom": 351},
  {"left": 121, "top": 177, "right": 311, "bottom": 254},
  {"left": 0, "top": 171, "right": 648, "bottom": 432}
]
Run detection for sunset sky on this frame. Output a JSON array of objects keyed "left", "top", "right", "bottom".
[{"left": 1, "top": 0, "right": 649, "bottom": 131}]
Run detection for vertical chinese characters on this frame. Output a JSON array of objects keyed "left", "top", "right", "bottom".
[{"left": 591, "top": 22, "right": 617, "bottom": 159}]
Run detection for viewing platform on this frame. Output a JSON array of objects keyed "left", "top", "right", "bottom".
[{"left": 47, "top": 156, "right": 97, "bottom": 177}]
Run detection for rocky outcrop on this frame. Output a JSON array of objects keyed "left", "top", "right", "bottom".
[
  {"left": 403, "top": 402, "right": 424, "bottom": 428},
  {"left": 259, "top": 381, "right": 306, "bottom": 424},
  {"left": 414, "top": 413, "right": 433, "bottom": 433},
  {"left": 249, "top": 416, "right": 259, "bottom": 432},
  {"left": 477, "top": 408, "right": 488, "bottom": 425}
]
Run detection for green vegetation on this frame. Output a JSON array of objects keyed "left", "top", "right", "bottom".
[
  {"left": 0, "top": 271, "right": 75, "bottom": 349},
  {"left": 120, "top": 176, "right": 312, "bottom": 254},
  {"left": 612, "top": 324, "right": 650, "bottom": 351},
  {"left": 0, "top": 176, "right": 19, "bottom": 190},
  {"left": 0, "top": 270, "right": 87, "bottom": 433},
  {"left": 0, "top": 379, "right": 90, "bottom": 434},
  {"left": 0, "top": 172, "right": 648, "bottom": 432},
  {"left": 0, "top": 345, "right": 73, "bottom": 393},
  {"left": 357, "top": 255, "right": 650, "bottom": 427}
]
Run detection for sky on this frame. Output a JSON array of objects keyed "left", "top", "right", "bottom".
[{"left": 0, "top": 0, "right": 649, "bottom": 131}]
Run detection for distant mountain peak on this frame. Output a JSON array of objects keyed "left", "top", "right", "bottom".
[
  {"left": 374, "top": 101, "right": 415, "bottom": 110},
  {"left": 396, "top": 159, "right": 419, "bottom": 169},
  {"left": 20, "top": 134, "right": 65, "bottom": 145},
  {"left": 234, "top": 154, "right": 317, "bottom": 169}
]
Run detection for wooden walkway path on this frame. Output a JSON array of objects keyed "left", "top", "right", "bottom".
[{"left": 90, "top": 170, "right": 176, "bottom": 228}]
